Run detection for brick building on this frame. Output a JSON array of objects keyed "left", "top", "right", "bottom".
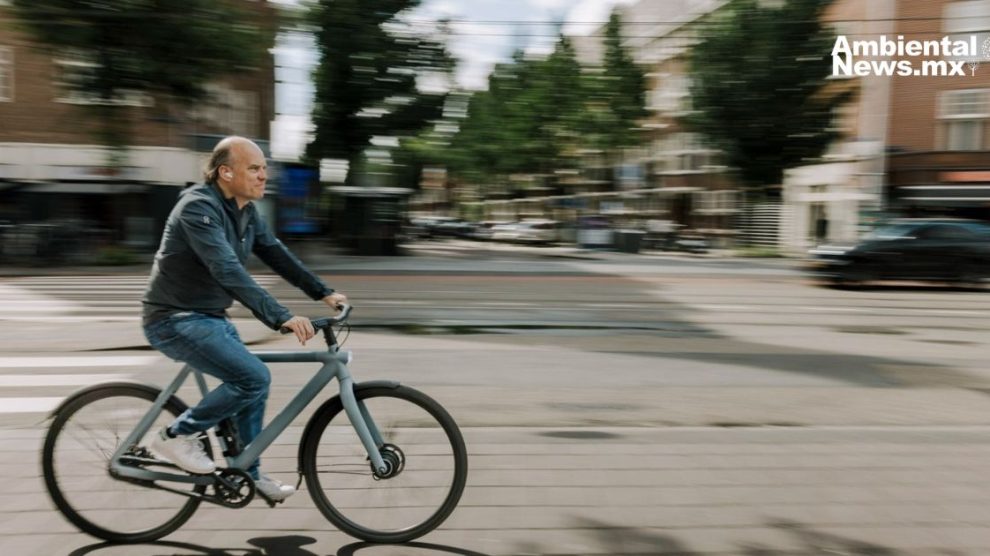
[
  {"left": 884, "top": 0, "right": 990, "bottom": 220},
  {"left": 0, "top": 2, "right": 276, "bottom": 261}
]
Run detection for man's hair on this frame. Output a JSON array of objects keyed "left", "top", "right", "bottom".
[{"left": 204, "top": 137, "right": 239, "bottom": 184}]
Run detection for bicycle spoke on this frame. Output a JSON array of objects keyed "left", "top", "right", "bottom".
[
  {"left": 304, "top": 385, "right": 466, "bottom": 543},
  {"left": 43, "top": 385, "right": 207, "bottom": 543}
]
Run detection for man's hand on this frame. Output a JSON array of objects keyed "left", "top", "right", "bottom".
[
  {"left": 322, "top": 292, "right": 349, "bottom": 312},
  {"left": 281, "top": 315, "right": 315, "bottom": 345}
]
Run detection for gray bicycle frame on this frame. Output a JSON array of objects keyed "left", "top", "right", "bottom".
[{"left": 108, "top": 348, "right": 391, "bottom": 486}]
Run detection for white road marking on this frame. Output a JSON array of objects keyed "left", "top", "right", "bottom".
[
  {"left": 0, "top": 356, "right": 155, "bottom": 368},
  {"left": 0, "top": 374, "right": 128, "bottom": 386},
  {"left": 0, "top": 397, "right": 63, "bottom": 414}
]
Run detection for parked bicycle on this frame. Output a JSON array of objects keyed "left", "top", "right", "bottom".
[{"left": 41, "top": 305, "right": 468, "bottom": 544}]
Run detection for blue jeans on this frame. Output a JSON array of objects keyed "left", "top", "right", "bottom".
[{"left": 144, "top": 313, "right": 270, "bottom": 479}]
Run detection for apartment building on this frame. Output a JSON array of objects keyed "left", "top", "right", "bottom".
[
  {"left": 779, "top": 0, "right": 896, "bottom": 254},
  {"left": 884, "top": 0, "right": 990, "bottom": 221},
  {"left": 0, "top": 2, "right": 276, "bottom": 258}
]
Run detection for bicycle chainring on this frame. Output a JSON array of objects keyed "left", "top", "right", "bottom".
[{"left": 213, "top": 468, "right": 255, "bottom": 508}]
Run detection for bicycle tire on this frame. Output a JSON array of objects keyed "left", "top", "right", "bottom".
[
  {"left": 301, "top": 384, "right": 467, "bottom": 543},
  {"left": 41, "top": 383, "right": 212, "bottom": 543}
]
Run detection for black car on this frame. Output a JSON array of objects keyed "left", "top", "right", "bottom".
[{"left": 808, "top": 218, "right": 990, "bottom": 285}]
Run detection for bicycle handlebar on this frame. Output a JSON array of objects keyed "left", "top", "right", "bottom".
[{"left": 279, "top": 304, "right": 352, "bottom": 335}]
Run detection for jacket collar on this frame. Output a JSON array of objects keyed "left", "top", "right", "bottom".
[{"left": 207, "top": 182, "right": 250, "bottom": 215}]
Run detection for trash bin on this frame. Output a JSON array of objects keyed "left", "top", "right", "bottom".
[{"left": 613, "top": 229, "right": 645, "bottom": 254}]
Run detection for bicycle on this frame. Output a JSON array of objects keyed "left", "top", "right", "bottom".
[{"left": 41, "top": 305, "right": 468, "bottom": 544}]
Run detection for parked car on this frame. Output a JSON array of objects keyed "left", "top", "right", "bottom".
[
  {"left": 434, "top": 217, "right": 476, "bottom": 238},
  {"left": 513, "top": 219, "right": 559, "bottom": 244},
  {"left": 470, "top": 220, "right": 513, "bottom": 241},
  {"left": 807, "top": 218, "right": 990, "bottom": 286},
  {"left": 490, "top": 220, "right": 559, "bottom": 244},
  {"left": 408, "top": 216, "right": 473, "bottom": 239},
  {"left": 490, "top": 221, "right": 522, "bottom": 243}
]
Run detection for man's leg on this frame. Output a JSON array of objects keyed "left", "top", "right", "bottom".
[{"left": 146, "top": 314, "right": 269, "bottom": 477}]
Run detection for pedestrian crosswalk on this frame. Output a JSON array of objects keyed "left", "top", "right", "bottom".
[
  {"left": 0, "top": 273, "right": 274, "bottom": 422},
  {"left": 0, "top": 274, "right": 282, "bottom": 322},
  {"left": 0, "top": 355, "right": 155, "bottom": 418}
]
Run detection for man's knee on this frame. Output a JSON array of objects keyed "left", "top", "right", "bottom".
[{"left": 232, "top": 363, "right": 271, "bottom": 400}]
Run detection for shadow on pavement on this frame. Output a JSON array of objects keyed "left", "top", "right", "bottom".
[
  {"left": 739, "top": 519, "right": 912, "bottom": 555},
  {"left": 571, "top": 517, "right": 692, "bottom": 554},
  {"left": 337, "top": 541, "right": 491, "bottom": 555},
  {"left": 66, "top": 536, "right": 491, "bottom": 556}
]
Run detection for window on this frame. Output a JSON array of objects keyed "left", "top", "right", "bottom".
[
  {"left": 0, "top": 46, "right": 11, "bottom": 102},
  {"left": 194, "top": 83, "right": 259, "bottom": 137},
  {"left": 944, "top": 1, "right": 990, "bottom": 62},
  {"left": 53, "top": 49, "right": 150, "bottom": 106},
  {"left": 651, "top": 73, "right": 691, "bottom": 114},
  {"left": 654, "top": 133, "right": 721, "bottom": 173},
  {"left": 939, "top": 89, "right": 988, "bottom": 150},
  {"left": 696, "top": 190, "right": 739, "bottom": 214}
]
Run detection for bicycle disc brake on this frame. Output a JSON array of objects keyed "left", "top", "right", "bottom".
[{"left": 212, "top": 468, "right": 255, "bottom": 508}]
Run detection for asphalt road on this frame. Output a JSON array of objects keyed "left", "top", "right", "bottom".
[{"left": 1, "top": 245, "right": 990, "bottom": 554}]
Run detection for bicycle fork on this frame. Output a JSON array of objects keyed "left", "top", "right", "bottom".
[{"left": 338, "top": 373, "right": 390, "bottom": 476}]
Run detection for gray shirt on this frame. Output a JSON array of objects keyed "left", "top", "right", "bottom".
[{"left": 142, "top": 183, "right": 333, "bottom": 329}]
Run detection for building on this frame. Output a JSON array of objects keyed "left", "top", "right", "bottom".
[
  {"left": 883, "top": 0, "right": 990, "bottom": 222},
  {"left": 0, "top": 2, "right": 276, "bottom": 262},
  {"left": 780, "top": 0, "right": 896, "bottom": 255}
]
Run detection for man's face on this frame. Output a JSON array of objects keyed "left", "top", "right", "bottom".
[{"left": 223, "top": 142, "right": 267, "bottom": 204}]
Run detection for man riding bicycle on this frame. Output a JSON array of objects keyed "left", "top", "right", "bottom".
[{"left": 142, "top": 136, "right": 347, "bottom": 502}]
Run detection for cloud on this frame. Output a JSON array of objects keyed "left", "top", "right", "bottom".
[
  {"left": 563, "top": 0, "right": 638, "bottom": 36},
  {"left": 529, "top": 0, "right": 572, "bottom": 11}
]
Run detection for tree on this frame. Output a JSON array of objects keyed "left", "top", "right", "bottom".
[
  {"left": 305, "top": 0, "right": 454, "bottom": 185},
  {"left": 444, "top": 36, "right": 586, "bottom": 198},
  {"left": 586, "top": 10, "right": 648, "bottom": 155},
  {"left": 10, "top": 0, "right": 269, "bottom": 150},
  {"left": 687, "top": 0, "right": 853, "bottom": 200}
]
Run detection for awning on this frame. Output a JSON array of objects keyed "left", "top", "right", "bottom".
[
  {"left": 897, "top": 184, "right": 990, "bottom": 204},
  {"left": 24, "top": 183, "right": 146, "bottom": 194}
]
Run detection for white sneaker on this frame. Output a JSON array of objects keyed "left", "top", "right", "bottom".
[
  {"left": 150, "top": 427, "right": 216, "bottom": 474},
  {"left": 256, "top": 474, "right": 295, "bottom": 502}
]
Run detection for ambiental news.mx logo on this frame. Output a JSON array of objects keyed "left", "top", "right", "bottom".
[{"left": 832, "top": 35, "right": 990, "bottom": 77}]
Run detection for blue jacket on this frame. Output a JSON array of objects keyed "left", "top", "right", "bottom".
[{"left": 142, "top": 183, "right": 333, "bottom": 329}]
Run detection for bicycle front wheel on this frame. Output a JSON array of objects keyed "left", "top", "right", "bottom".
[
  {"left": 302, "top": 384, "right": 468, "bottom": 543},
  {"left": 41, "top": 383, "right": 211, "bottom": 543}
]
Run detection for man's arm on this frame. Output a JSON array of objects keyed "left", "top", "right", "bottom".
[
  {"left": 179, "top": 200, "right": 294, "bottom": 330},
  {"left": 251, "top": 214, "right": 335, "bottom": 301}
]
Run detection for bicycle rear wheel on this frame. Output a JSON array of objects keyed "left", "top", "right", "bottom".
[
  {"left": 41, "top": 383, "right": 211, "bottom": 543},
  {"left": 302, "top": 384, "right": 467, "bottom": 543}
]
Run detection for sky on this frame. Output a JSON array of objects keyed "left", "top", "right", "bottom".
[
  {"left": 268, "top": 0, "right": 637, "bottom": 160},
  {"left": 411, "top": 0, "right": 637, "bottom": 90}
]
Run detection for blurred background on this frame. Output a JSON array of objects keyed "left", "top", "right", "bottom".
[
  {"left": 1, "top": 0, "right": 986, "bottom": 265},
  {"left": 3, "top": 1, "right": 990, "bottom": 555}
]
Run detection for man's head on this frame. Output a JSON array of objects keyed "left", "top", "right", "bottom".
[{"left": 205, "top": 136, "right": 268, "bottom": 208}]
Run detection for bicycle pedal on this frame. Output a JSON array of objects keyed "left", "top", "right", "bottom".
[{"left": 255, "top": 491, "right": 280, "bottom": 508}]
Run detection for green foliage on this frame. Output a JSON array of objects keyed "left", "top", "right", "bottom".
[
  {"left": 687, "top": 0, "right": 853, "bottom": 197},
  {"left": 588, "top": 11, "right": 648, "bottom": 153},
  {"left": 444, "top": 10, "right": 648, "bottom": 197},
  {"left": 10, "top": 0, "right": 270, "bottom": 148},
  {"left": 305, "top": 0, "right": 455, "bottom": 184},
  {"left": 94, "top": 245, "right": 140, "bottom": 266}
]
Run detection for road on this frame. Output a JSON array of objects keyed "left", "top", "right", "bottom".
[{"left": 1, "top": 245, "right": 990, "bottom": 554}]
